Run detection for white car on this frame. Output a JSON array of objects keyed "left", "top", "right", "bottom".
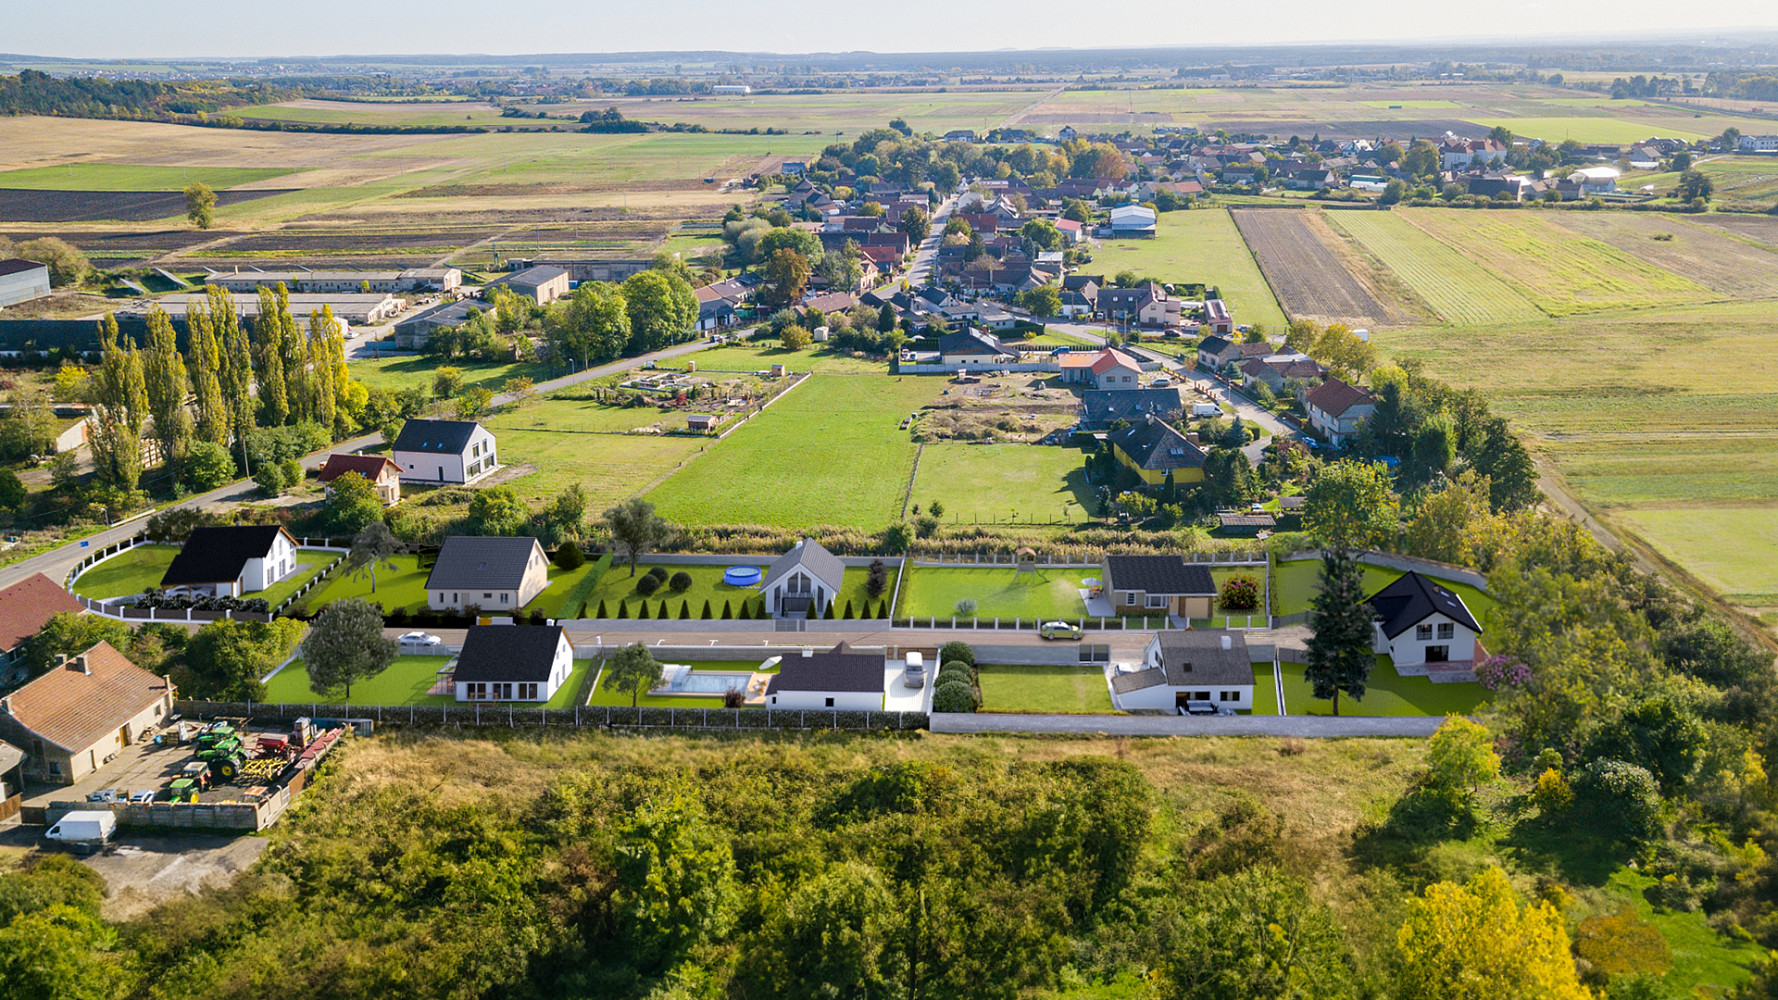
[{"left": 398, "top": 632, "right": 443, "bottom": 649}]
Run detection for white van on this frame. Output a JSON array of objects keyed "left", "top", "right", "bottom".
[
  {"left": 45, "top": 810, "right": 117, "bottom": 853},
  {"left": 1191, "top": 402, "right": 1223, "bottom": 418}
]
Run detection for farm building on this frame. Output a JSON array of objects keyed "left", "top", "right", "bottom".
[
  {"left": 503, "top": 258, "right": 654, "bottom": 283},
  {"left": 1216, "top": 511, "right": 1277, "bottom": 535},
  {"left": 317, "top": 453, "right": 402, "bottom": 505},
  {"left": 0, "top": 259, "right": 52, "bottom": 309},
  {"left": 1368, "top": 571, "right": 1483, "bottom": 672},
  {"left": 0, "top": 641, "right": 176, "bottom": 785},
  {"left": 449, "top": 624, "right": 574, "bottom": 702},
  {"left": 1108, "top": 204, "right": 1158, "bottom": 237},
  {"left": 391, "top": 418, "right": 497, "bottom": 485},
  {"left": 765, "top": 643, "right": 885, "bottom": 710},
  {"left": 1107, "top": 415, "right": 1207, "bottom": 486},
  {"left": 1100, "top": 555, "right": 1217, "bottom": 619},
  {"left": 203, "top": 267, "right": 460, "bottom": 294},
  {"left": 1111, "top": 630, "right": 1255, "bottom": 712},
  {"left": 123, "top": 292, "right": 397, "bottom": 331},
  {"left": 425, "top": 536, "right": 550, "bottom": 613},
  {"left": 160, "top": 525, "right": 300, "bottom": 598},
  {"left": 0, "top": 573, "right": 85, "bottom": 675},
  {"left": 1302, "top": 377, "right": 1375, "bottom": 449},
  {"left": 490, "top": 265, "right": 570, "bottom": 305},
  {"left": 392, "top": 300, "right": 477, "bottom": 348},
  {"left": 761, "top": 538, "right": 846, "bottom": 617}
]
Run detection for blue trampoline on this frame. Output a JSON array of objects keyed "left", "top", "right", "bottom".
[{"left": 723, "top": 566, "right": 763, "bottom": 587}]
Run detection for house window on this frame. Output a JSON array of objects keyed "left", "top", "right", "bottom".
[
  {"left": 1437, "top": 623, "right": 1454, "bottom": 640},
  {"left": 1122, "top": 592, "right": 1137, "bottom": 606},
  {"left": 1219, "top": 691, "right": 1237, "bottom": 701},
  {"left": 483, "top": 593, "right": 493, "bottom": 599},
  {"left": 520, "top": 683, "right": 538, "bottom": 699},
  {"left": 825, "top": 697, "right": 835, "bottom": 708},
  {"left": 1416, "top": 624, "right": 1433, "bottom": 641},
  {"left": 1191, "top": 691, "right": 1211, "bottom": 700},
  {"left": 1146, "top": 595, "right": 1169, "bottom": 609},
  {"left": 500, "top": 593, "right": 509, "bottom": 604}
]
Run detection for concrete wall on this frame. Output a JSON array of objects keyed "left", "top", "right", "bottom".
[{"left": 1280, "top": 549, "right": 1489, "bottom": 590}]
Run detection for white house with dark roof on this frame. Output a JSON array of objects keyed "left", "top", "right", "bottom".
[
  {"left": 391, "top": 418, "right": 497, "bottom": 485},
  {"left": 425, "top": 536, "right": 550, "bottom": 612},
  {"left": 936, "top": 328, "right": 1018, "bottom": 367},
  {"left": 761, "top": 539, "right": 847, "bottom": 617},
  {"left": 450, "top": 624, "right": 574, "bottom": 702},
  {"left": 765, "top": 642, "right": 885, "bottom": 710},
  {"left": 160, "top": 525, "right": 299, "bottom": 598},
  {"left": 1110, "top": 630, "right": 1255, "bottom": 712},
  {"left": 1366, "top": 571, "right": 1483, "bottom": 672}
]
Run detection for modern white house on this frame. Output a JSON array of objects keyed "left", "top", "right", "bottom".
[
  {"left": 159, "top": 526, "right": 300, "bottom": 598},
  {"left": 391, "top": 419, "right": 498, "bottom": 484},
  {"left": 761, "top": 538, "right": 847, "bottom": 617},
  {"left": 764, "top": 643, "right": 885, "bottom": 710},
  {"left": 1110, "top": 630, "right": 1255, "bottom": 712},
  {"left": 425, "top": 536, "right": 550, "bottom": 613},
  {"left": 449, "top": 624, "right": 574, "bottom": 702},
  {"left": 1367, "top": 571, "right": 1483, "bottom": 671}
]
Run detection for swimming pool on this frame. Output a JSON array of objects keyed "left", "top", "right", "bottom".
[
  {"left": 723, "top": 566, "right": 763, "bottom": 586},
  {"left": 672, "top": 671, "right": 753, "bottom": 694}
]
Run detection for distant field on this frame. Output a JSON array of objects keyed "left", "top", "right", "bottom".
[
  {"left": 1358, "top": 99, "right": 1463, "bottom": 109},
  {"left": 594, "top": 90, "right": 1040, "bottom": 134},
  {"left": 1618, "top": 505, "right": 1778, "bottom": 601},
  {"left": 647, "top": 374, "right": 936, "bottom": 529},
  {"left": 0, "top": 163, "right": 300, "bottom": 191},
  {"left": 910, "top": 442, "right": 1093, "bottom": 525},
  {"left": 1326, "top": 210, "right": 1545, "bottom": 325},
  {"left": 1090, "top": 208, "right": 1289, "bottom": 331},
  {"left": 1396, "top": 208, "right": 1707, "bottom": 316},
  {"left": 1541, "top": 212, "right": 1778, "bottom": 299},
  {"left": 1475, "top": 115, "right": 1710, "bottom": 144},
  {"left": 236, "top": 99, "right": 514, "bottom": 127},
  {"left": 1230, "top": 209, "right": 1410, "bottom": 328}
]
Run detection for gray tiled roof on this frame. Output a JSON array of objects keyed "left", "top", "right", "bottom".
[
  {"left": 1152, "top": 630, "right": 1255, "bottom": 686},
  {"left": 760, "top": 538, "right": 847, "bottom": 595},
  {"left": 424, "top": 536, "right": 542, "bottom": 592}
]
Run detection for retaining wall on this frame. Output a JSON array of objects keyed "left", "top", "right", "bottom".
[{"left": 177, "top": 699, "right": 927, "bottom": 732}]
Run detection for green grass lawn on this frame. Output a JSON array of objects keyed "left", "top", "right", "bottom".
[
  {"left": 584, "top": 563, "right": 887, "bottom": 619},
  {"left": 302, "top": 552, "right": 601, "bottom": 617},
  {"left": 1602, "top": 868, "right": 1762, "bottom": 996},
  {"left": 347, "top": 354, "right": 551, "bottom": 395},
  {"left": 647, "top": 374, "right": 937, "bottom": 530},
  {"left": 896, "top": 566, "right": 1091, "bottom": 621},
  {"left": 1089, "top": 208, "right": 1290, "bottom": 332},
  {"left": 977, "top": 664, "right": 1114, "bottom": 714},
  {"left": 1617, "top": 505, "right": 1778, "bottom": 601},
  {"left": 1273, "top": 558, "right": 1494, "bottom": 622},
  {"left": 912, "top": 443, "right": 1094, "bottom": 525},
  {"left": 263, "top": 654, "right": 591, "bottom": 709},
  {"left": 1250, "top": 660, "right": 1279, "bottom": 716},
  {"left": 585, "top": 656, "right": 783, "bottom": 709},
  {"left": 0, "top": 163, "right": 301, "bottom": 190},
  {"left": 1278, "top": 656, "right": 1490, "bottom": 717},
  {"left": 74, "top": 545, "right": 336, "bottom": 604}
]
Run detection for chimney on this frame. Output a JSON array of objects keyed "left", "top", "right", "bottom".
[
  {"left": 1220, "top": 634, "right": 1232, "bottom": 651},
  {"left": 77, "top": 655, "right": 90, "bottom": 675}
]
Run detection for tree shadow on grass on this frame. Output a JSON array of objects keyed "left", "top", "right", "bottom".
[
  {"left": 1497, "top": 816, "right": 1627, "bottom": 887},
  {"left": 1350, "top": 788, "right": 1483, "bottom": 882}
]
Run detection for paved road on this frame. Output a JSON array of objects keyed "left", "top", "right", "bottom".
[
  {"left": 0, "top": 336, "right": 723, "bottom": 594},
  {"left": 904, "top": 194, "right": 958, "bottom": 287},
  {"left": 932, "top": 713, "right": 1446, "bottom": 737}
]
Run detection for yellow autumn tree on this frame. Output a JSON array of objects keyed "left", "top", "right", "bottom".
[{"left": 1395, "top": 866, "right": 1590, "bottom": 1000}]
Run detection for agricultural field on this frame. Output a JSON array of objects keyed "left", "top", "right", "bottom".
[
  {"left": 1230, "top": 208, "right": 1416, "bottom": 328},
  {"left": 1324, "top": 210, "right": 1545, "bottom": 325},
  {"left": 908, "top": 442, "right": 1094, "bottom": 526},
  {"left": 1090, "top": 208, "right": 1289, "bottom": 331},
  {"left": 235, "top": 99, "right": 520, "bottom": 128},
  {"left": 0, "top": 163, "right": 301, "bottom": 190},
  {"left": 589, "top": 89, "right": 1042, "bottom": 134},
  {"left": 1689, "top": 210, "right": 1778, "bottom": 246},
  {"left": 1394, "top": 208, "right": 1707, "bottom": 316},
  {"left": 1541, "top": 212, "right": 1778, "bottom": 299},
  {"left": 1617, "top": 506, "right": 1778, "bottom": 610},
  {"left": 646, "top": 374, "right": 937, "bottom": 530}
]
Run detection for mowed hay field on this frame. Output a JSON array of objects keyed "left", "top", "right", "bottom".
[
  {"left": 1324, "top": 210, "right": 1544, "bottom": 325},
  {"left": 646, "top": 374, "right": 938, "bottom": 530},
  {"left": 1091, "top": 208, "right": 1289, "bottom": 330},
  {"left": 1541, "top": 213, "right": 1778, "bottom": 299},
  {"left": 1230, "top": 208, "right": 1418, "bottom": 328}
]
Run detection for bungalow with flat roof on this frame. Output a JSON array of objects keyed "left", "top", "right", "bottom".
[
  {"left": 765, "top": 642, "right": 884, "bottom": 710},
  {"left": 1107, "top": 415, "right": 1207, "bottom": 486},
  {"left": 160, "top": 525, "right": 299, "bottom": 598},
  {"left": 1111, "top": 630, "right": 1254, "bottom": 712},
  {"left": 0, "top": 642, "right": 175, "bottom": 785},
  {"left": 1100, "top": 555, "right": 1217, "bottom": 618},
  {"left": 425, "top": 536, "right": 550, "bottom": 613},
  {"left": 450, "top": 624, "right": 574, "bottom": 702}
]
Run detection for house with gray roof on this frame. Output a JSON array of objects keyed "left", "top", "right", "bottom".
[
  {"left": 450, "top": 624, "right": 574, "bottom": 702},
  {"left": 391, "top": 418, "right": 497, "bottom": 484},
  {"left": 761, "top": 538, "right": 846, "bottom": 617},
  {"left": 1100, "top": 554, "right": 1217, "bottom": 619},
  {"left": 765, "top": 642, "right": 885, "bottom": 710},
  {"left": 425, "top": 536, "right": 550, "bottom": 613},
  {"left": 1077, "top": 387, "right": 1184, "bottom": 434},
  {"left": 1111, "top": 630, "right": 1255, "bottom": 712}
]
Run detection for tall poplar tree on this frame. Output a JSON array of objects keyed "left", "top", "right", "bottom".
[
  {"left": 1302, "top": 547, "right": 1375, "bottom": 716},
  {"left": 187, "top": 288, "right": 231, "bottom": 445},
  {"left": 252, "top": 286, "right": 289, "bottom": 426},
  {"left": 140, "top": 304, "right": 193, "bottom": 479},
  {"left": 307, "top": 307, "right": 338, "bottom": 431},
  {"left": 276, "top": 284, "right": 310, "bottom": 424},
  {"left": 218, "top": 304, "right": 257, "bottom": 475},
  {"left": 89, "top": 314, "right": 149, "bottom": 492}
]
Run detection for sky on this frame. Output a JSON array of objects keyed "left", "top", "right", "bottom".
[{"left": 7, "top": 0, "right": 1778, "bottom": 59}]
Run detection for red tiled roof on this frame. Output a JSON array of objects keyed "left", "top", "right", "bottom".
[
  {"left": 1090, "top": 348, "right": 1141, "bottom": 374},
  {"left": 1304, "top": 377, "right": 1374, "bottom": 417},
  {"left": 0, "top": 574, "right": 84, "bottom": 654},
  {"left": 317, "top": 453, "right": 399, "bottom": 484},
  {"left": 0, "top": 641, "right": 171, "bottom": 753}
]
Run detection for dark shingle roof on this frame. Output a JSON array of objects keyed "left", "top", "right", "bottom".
[
  {"left": 1367, "top": 571, "right": 1482, "bottom": 639},
  {"left": 392, "top": 419, "right": 483, "bottom": 455},
  {"left": 451, "top": 625, "right": 567, "bottom": 683},
  {"left": 760, "top": 538, "right": 846, "bottom": 595},
  {"left": 766, "top": 642, "right": 884, "bottom": 694},
  {"left": 1079, "top": 388, "right": 1184, "bottom": 432},
  {"left": 424, "top": 536, "right": 543, "bottom": 592},
  {"left": 1152, "top": 630, "right": 1256, "bottom": 686},
  {"left": 1108, "top": 419, "right": 1206, "bottom": 472},
  {"left": 936, "top": 328, "right": 1012, "bottom": 356},
  {"left": 160, "top": 526, "right": 292, "bottom": 587},
  {"left": 0, "top": 259, "right": 48, "bottom": 278},
  {"left": 1103, "top": 555, "right": 1215, "bottom": 596}
]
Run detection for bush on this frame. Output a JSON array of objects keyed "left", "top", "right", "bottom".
[
  {"left": 1219, "top": 574, "right": 1261, "bottom": 611},
  {"left": 954, "top": 598, "right": 977, "bottom": 617},
  {"left": 646, "top": 566, "right": 669, "bottom": 583},
  {"left": 933, "top": 679, "right": 977, "bottom": 713},
  {"left": 938, "top": 641, "right": 976, "bottom": 668},
  {"left": 1575, "top": 758, "right": 1663, "bottom": 845},
  {"left": 668, "top": 570, "right": 693, "bottom": 593},
  {"left": 635, "top": 574, "right": 662, "bottom": 597},
  {"left": 253, "top": 463, "right": 287, "bottom": 496},
  {"left": 183, "top": 440, "right": 236, "bottom": 492},
  {"left": 554, "top": 541, "right": 586, "bottom": 569},
  {"left": 937, "top": 660, "right": 973, "bottom": 687}
]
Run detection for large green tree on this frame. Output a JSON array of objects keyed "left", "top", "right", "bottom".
[
  {"left": 88, "top": 314, "right": 148, "bottom": 492},
  {"left": 1303, "top": 460, "right": 1399, "bottom": 550},
  {"left": 546, "top": 281, "right": 631, "bottom": 366},
  {"left": 185, "top": 289, "right": 232, "bottom": 446},
  {"left": 761, "top": 248, "right": 811, "bottom": 308},
  {"left": 603, "top": 498, "right": 669, "bottom": 576},
  {"left": 23, "top": 612, "right": 132, "bottom": 675},
  {"left": 181, "top": 618, "right": 305, "bottom": 701},
  {"left": 621, "top": 269, "right": 698, "bottom": 352},
  {"left": 607, "top": 641, "right": 664, "bottom": 707},
  {"left": 251, "top": 285, "right": 291, "bottom": 427},
  {"left": 1302, "top": 548, "right": 1375, "bottom": 716},
  {"left": 140, "top": 304, "right": 192, "bottom": 481},
  {"left": 183, "top": 181, "right": 216, "bottom": 229},
  {"left": 302, "top": 598, "right": 399, "bottom": 700},
  {"left": 344, "top": 520, "right": 401, "bottom": 594}
]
